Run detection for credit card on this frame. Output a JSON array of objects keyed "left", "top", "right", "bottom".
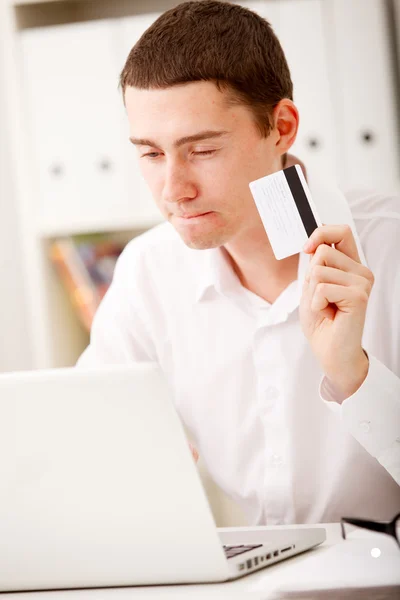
[{"left": 249, "top": 164, "right": 322, "bottom": 260}]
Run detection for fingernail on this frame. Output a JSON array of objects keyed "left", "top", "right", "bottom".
[{"left": 303, "top": 240, "right": 312, "bottom": 252}]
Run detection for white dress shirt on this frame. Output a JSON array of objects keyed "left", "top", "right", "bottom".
[{"left": 78, "top": 185, "right": 400, "bottom": 525}]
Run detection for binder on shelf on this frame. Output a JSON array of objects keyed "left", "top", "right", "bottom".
[
  {"left": 325, "top": 0, "right": 400, "bottom": 191},
  {"left": 237, "top": 2, "right": 341, "bottom": 182},
  {"left": 117, "top": 12, "right": 163, "bottom": 225},
  {"left": 276, "top": 0, "right": 341, "bottom": 182},
  {"left": 20, "top": 19, "right": 158, "bottom": 235},
  {"left": 49, "top": 236, "right": 124, "bottom": 332}
]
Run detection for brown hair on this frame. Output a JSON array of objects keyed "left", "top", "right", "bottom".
[{"left": 120, "top": 0, "right": 293, "bottom": 138}]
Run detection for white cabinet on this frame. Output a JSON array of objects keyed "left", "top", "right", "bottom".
[
  {"left": 0, "top": 55, "right": 33, "bottom": 373},
  {"left": 20, "top": 18, "right": 162, "bottom": 237},
  {"left": 243, "top": 1, "right": 341, "bottom": 181},
  {"left": 117, "top": 12, "right": 163, "bottom": 226},
  {"left": 322, "top": 0, "right": 400, "bottom": 192},
  {"left": 242, "top": 0, "right": 399, "bottom": 190},
  {"left": 276, "top": 0, "right": 341, "bottom": 181}
]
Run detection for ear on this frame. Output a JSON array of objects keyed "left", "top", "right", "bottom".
[{"left": 273, "top": 99, "right": 299, "bottom": 156}]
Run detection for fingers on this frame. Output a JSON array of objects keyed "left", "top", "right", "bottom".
[
  {"left": 305, "top": 244, "right": 374, "bottom": 284},
  {"left": 309, "top": 265, "right": 371, "bottom": 291},
  {"left": 303, "top": 247, "right": 375, "bottom": 318},
  {"left": 307, "top": 266, "right": 372, "bottom": 312},
  {"left": 304, "top": 224, "right": 360, "bottom": 263},
  {"left": 311, "top": 282, "right": 370, "bottom": 313}
]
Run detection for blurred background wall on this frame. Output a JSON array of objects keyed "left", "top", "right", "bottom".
[
  {"left": 0, "top": 35, "right": 32, "bottom": 372},
  {"left": 0, "top": 0, "right": 399, "bottom": 374}
]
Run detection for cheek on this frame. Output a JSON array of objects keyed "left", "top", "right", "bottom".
[
  {"left": 218, "top": 155, "right": 256, "bottom": 197},
  {"left": 139, "top": 162, "right": 164, "bottom": 199},
  {"left": 195, "top": 159, "right": 231, "bottom": 200},
  {"left": 202, "top": 151, "right": 243, "bottom": 186}
]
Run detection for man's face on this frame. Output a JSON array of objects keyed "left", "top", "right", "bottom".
[{"left": 125, "top": 81, "right": 282, "bottom": 249}]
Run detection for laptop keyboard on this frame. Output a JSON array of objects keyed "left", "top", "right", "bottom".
[{"left": 223, "top": 544, "right": 263, "bottom": 559}]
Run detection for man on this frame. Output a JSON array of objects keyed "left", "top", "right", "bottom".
[{"left": 78, "top": 0, "right": 400, "bottom": 524}]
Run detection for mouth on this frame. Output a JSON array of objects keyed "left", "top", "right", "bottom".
[{"left": 176, "top": 211, "right": 213, "bottom": 219}]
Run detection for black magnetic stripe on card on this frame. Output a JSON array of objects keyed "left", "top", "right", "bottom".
[{"left": 283, "top": 166, "right": 318, "bottom": 237}]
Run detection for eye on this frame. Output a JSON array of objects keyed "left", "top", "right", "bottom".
[
  {"left": 141, "top": 152, "right": 162, "bottom": 159},
  {"left": 194, "top": 149, "right": 216, "bottom": 156}
]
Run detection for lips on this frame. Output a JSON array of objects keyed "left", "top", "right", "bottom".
[{"left": 177, "top": 212, "right": 211, "bottom": 219}]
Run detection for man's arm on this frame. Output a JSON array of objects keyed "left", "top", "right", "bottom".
[
  {"left": 300, "top": 222, "right": 400, "bottom": 484},
  {"left": 301, "top": 224, "right": 373, "bottom": 397},
  {"left": 320, "top": 356, "right": 400, "bottom": 484},
  {"left": 77, "top": 241, "right": 157, "bottom": 367}
]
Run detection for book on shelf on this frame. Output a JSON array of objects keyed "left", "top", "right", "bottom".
[{"left": 49, "top": 235, "right": 124, "bottom": 332}]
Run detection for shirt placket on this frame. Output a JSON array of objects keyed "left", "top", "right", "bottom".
[{"left": 253, "top": 322, "right": 293, "bottom": 525}]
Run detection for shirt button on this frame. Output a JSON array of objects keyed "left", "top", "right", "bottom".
[
  {"left": 271, "top": 453, "right": 284, "bottom": 466},
  {"left": 359, "top": 420, "right": 371, "bottom": 433}
]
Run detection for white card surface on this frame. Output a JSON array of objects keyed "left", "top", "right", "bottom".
[{"left": 249, "top": 165, "right": 322, "bottom": 260}]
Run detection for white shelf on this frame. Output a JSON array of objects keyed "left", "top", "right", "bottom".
[{"left": 37, "top": 215, "right": 163, "bottom": 238}]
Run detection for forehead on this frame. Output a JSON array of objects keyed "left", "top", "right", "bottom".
[{"left": 124, "top": 81, "right": 251, "bottom": 140}]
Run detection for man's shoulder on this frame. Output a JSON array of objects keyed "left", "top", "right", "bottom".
[
  {"left": 344, "top": 186, "right": 400, "bottom": 269},
  {"left": 344, "top": 186, "right": 400, "bottom": 224}
]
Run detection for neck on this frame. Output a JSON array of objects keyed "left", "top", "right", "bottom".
[{"left": 224, "top": 224, "right": 299, "bottom": 304}]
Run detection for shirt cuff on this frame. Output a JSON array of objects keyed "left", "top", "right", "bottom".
[{"left": 320, "top": 355, "right": 400, "bottom": 459}]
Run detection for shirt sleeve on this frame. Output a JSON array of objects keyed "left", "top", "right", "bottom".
[
  {"left": 320, "top": 356, "right": 400, "bottom": 485},
  {"left": 77, "top": 241, "right": 157, "bottom": 367}
]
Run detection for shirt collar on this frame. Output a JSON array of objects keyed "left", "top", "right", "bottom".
[
  {"left": 195, "top": 243, "right": 311, "bottom": 309},
  {"left": 194, "top": 246, "right": 239, "bottom": 302}
]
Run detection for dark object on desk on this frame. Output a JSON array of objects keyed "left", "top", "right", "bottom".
[{"left": 341, "top": 512, "right": 400, "bottom": 549}]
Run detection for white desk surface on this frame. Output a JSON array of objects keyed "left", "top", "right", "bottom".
[{"left": 4, "top": 524, "right": 400, "bottom": 599}]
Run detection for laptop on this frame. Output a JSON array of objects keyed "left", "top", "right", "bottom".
[{"left": 0, "top": 363, "right": 325, "bottom": 591}]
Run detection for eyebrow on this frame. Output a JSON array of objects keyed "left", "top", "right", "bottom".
[{"left": 129, "top": 130, "right": 229, "bottom": 148}]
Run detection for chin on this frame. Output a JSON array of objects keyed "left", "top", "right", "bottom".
[
  {"left": 183, "top": 238, "right": 223, "bottom": 250},
  {"left": 177, "top": 229, "right": 232, "bottom": 250},
  {"left": 170, "top": 216, "right": 231, "bottom": 249}
]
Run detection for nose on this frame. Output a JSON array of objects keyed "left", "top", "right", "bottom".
[{"left": 162, "top": 157, "right": 198, "bottom": 205}]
